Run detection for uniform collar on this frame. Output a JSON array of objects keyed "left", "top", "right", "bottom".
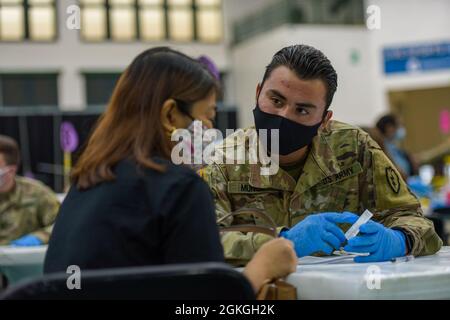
[
  {"left": 249, "top": 124, "right": 342, "bottom": 194},
  {"left": 294, "top": 129, "right": 341, "bottom": 194},
  {"left": 249, "top": 164, "right": 296, "bottom": 191}
]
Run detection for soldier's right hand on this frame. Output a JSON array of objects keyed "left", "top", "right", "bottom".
[{"left": 280, "top": 212, "right": 358, "bottom": 257}]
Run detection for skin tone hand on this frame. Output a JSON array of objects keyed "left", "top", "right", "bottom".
[{"left": 243, "top": 238, "right": 297, "bottom": 293}]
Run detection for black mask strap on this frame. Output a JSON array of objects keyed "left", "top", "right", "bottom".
[{"left": 174, "top": 99, "right": 195, "bottom": 121}]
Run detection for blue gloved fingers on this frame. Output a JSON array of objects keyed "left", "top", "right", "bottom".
[
  {"left": 346, "top": 234, "right": 378, "bottom": 248},
  {"left": 324, "top": 221, "right": 347, "bottom": 244},
  {"left": 323, "top": 212, "right": 359, "bottom": 225},
  {"left": 321, "top": 231, "right": 342, "bottom": 250},
  {"left": 344, "top": 243, "right": 378, "bottom": 254},
  {"left": 317, "top": 241, "right": 335, "bottom": 255},
  {"left": 359, "top": 221, "right": 382, "bottom": 234},
  {"left": 279, "top": 229, "right": 289, "bottom": 238}
]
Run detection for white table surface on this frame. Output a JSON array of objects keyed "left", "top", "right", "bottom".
[
  {"left": 0, "top": 245, "right": 47, "bottom": 266},
  {"left": 286, "top": 246, "right": 450, "bottom": 300}
]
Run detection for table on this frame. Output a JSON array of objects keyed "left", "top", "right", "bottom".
[
  {"left": 0, "top": 245, "right": 47, "bottom": 287},
  {"left": 286, "top": 246, "right": 450, "bottom": 299}
]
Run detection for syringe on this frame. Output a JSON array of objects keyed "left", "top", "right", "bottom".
[
  {"left": 332, "top": 210, "right": 374, "bottom": 256},
  {"left": 344, "top": 209, "right": 373, "bottom": 240}
]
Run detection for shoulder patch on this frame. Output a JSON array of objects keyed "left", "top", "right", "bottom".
[{"left": 386, "top": 166, "right": 400, "bottom": 194}]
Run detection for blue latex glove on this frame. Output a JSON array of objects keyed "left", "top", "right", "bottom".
[
  {"left": 280, "top": 212, "right": 359, "bottom": 257},
  {"left": 10, "top": 234, "right": 43, "bottom": 247},
  {"left": 344, "top": 220, "right": 406, "bottom": 263}
]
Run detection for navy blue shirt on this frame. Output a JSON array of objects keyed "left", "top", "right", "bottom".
[{"left": 44, "top": 159, "right": 224, "bottom": 273}]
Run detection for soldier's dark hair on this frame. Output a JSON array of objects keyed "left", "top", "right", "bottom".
[
  {"left": 376, "top": 114, "right": 398, "bottom": 134},
  {"left": 261, "top": 44, "right": 338, "bottom": 109},
  {"left": 0, "top": 135, "right": 20, "bottom": 166}
]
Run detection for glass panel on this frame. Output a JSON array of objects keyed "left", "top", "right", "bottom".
[
  {"left": 196, "top": 0, "right": 220, "bottom": 6},
  {"left": 197, "top": 8, "right": 222, "bottom": 41},
  {"left": 168, "top": 8, "right": 192, "bottom": 41},
  {"left": 85, "top": 73, "right": 121, "bottom": 105},
  {"left": 29, "top": 6, "right": 55, "bottom": 40},
  {"left": 0, "top": 6, "right": 24, "bottom": 40},
  {"left": 140, "top": 8, "right": 164, "bottom": 40},
  {"left": 110, "top": 0, "right": 133, "bottom": 5},
  {"left": 29, "top": 0, "right": 54, "bottom": 4},
  {"left": 1, "top": 74, "right": 58, "bottom": 107},
  {"left": 168, "top": 0, "right": 191, "bottom": 6},
  {"left": 80, "top": 0, "right": 105, "bottom": 5},
  {"left": 139, "top": 0, "right": 163, "bottom": 5},
  {"left": 81, "top": 7, "right": 107, "bottom": 41},
  {"left": 0, "top": 0, "right": 23, "bottom": 4},
  {"left": 110, "top": 7, "right": 136, "bottom": 40}
]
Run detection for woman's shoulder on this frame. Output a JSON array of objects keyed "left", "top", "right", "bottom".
[
  {"left": 131, "top": 158, "right": 209, "bottom": 208},
  {"left": 116, "top": 158, "right": 202, "bottom": 186},
  {"left": 153, "top": 157, "right": 204, "bottom": 186}
]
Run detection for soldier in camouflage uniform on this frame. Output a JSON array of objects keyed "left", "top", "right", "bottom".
[
  {"left": 0, "top": 135, "right": 59, "bottom": 245},
  {"left": 200, "top": 45, "right": 442, "bottom": 265}
]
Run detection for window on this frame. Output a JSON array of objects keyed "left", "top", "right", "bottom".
[
  {"left": 84, "top": 72, "right": 121, "bottom": 106},
  {"left": 80, "top": 0, "right": 223, "bottom": 42},
  {"left": 140, "top": 0, "right": 165, "bottom": 41},
  {"left": 80, "top": 0, "right": 108, "bottom": 41},
  {"left": 110, "top": 0, "right": 136, "bottom": 40},
  {"left": 167, "top": 0, "right": 193, "bottom": 41},
  {"left": 195, "top": 0, "right": 222, "bottom": 42},
  {"left": 0, "top": 73, "right": 58, "bottom": 107},
  {"left": 0, "top": 0, "right": 56, "bottom": 41}
]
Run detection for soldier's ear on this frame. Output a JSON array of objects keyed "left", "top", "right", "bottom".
[
  {"left": 255, "top": 83, "right": 262, "bottom": 103},
  {"left": 321, "top": 110, "right": 333, "bottom": 129}
]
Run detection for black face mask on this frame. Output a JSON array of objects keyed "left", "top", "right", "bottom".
[{"left": 253, "top": 105, "right": 322, "bottom": 156}]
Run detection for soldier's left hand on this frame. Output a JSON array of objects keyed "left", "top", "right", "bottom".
[{"left": 344, "top": 221, "right": 407, "bottom": 263}]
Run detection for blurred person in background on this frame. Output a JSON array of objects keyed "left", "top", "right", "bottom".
[
  {"left": 44, "top": 47, "right": 297, "bottom": 293},
  {"left": 0, "top": 135, "right": 59, "bottom": 246},
  {"left": 376, "top": 114, "right": 418, "bottom": 179}
]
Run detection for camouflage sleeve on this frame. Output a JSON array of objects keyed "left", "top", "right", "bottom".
[
  {"left": 30, "top": 187, "right": 60, "bottom": 244},
  {"left": 200, "top": 165, "right": 277, "bottom": 266},
  {"left": 358, "top": 133, "right": 442, "bottom": 256}
]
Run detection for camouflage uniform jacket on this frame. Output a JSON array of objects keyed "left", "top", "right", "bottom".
[
  {"left": 0, "top": 176, "right": 60, "bottom": 244},
  {"left": 201, "top": 121, "right": 442, "bottom": 265}
]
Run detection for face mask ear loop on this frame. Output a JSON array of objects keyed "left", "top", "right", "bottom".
[{"left": 174, "top": 99, "right": 195, "bottom": 121}]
